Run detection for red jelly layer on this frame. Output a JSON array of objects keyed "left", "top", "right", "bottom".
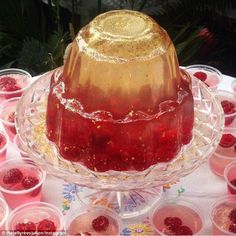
[{"left": 46, "top": 72, "right": 194, "bottom": 172}]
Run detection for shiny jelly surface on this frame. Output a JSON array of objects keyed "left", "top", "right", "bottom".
[{"left": 46, "top": 72, "right": 194, "bottom": 172}]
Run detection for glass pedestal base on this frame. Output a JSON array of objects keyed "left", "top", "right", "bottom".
[{"left": 76, "top": 186, "right": 163, "bottom": 219}]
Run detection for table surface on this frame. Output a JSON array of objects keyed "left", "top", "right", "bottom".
[{"left": 1, "top": 74, "right": 235, "bottom": 235}]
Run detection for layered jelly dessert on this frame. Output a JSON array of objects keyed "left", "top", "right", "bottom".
[
  {"left": 150, "top": 201, "right": 203, "bottom": 235},
  {"left": 216, "top": 90, "right": 236, "bottom": 127},
  {"left": 0, "top": 68, "right": 31, "bottom": 101},
  {"left": 209, "top": 129, "right": 236, "bottom": 176},
  {"left": 46, "top": 10, "right": 194, "bottom": 172},
  {"left": 65, "top": 206, "right": 121, "bottom": 235},
  {"left": 211, "top": 197, "right": 236, "bottom": 235},
  {"left": 6, "top": 202, "right": 63, "bottom": 235},
  {"left": 0, "top": 159, "right": 46, "bottom": 208}
]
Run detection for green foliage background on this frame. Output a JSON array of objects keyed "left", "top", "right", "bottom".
[{"left": 0, "top": 0, "right": 235, "bottom": 76}]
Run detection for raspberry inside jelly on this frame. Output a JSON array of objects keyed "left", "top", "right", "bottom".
[{"left": 46, "top": 73, "right": 194, "bottom": 172}]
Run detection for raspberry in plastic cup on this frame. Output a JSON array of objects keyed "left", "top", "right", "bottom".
[
  {"left": 0, "top": 131, "right": 9, "bottom": 164},
  {"left": 6, "top": 201, "right": 64, "bottom": 235},
  {"left": 0, "top": 68, "right": 31, "bottom": 102},
  {"left": 65, "top": 205, "right": 122, "bottom": 235},
  {"left": 224, "top": 161, "right": 236, "bottom": 195},
  {"left": 0, "top": 158, "right": 46, "bottom": 209},
  {"left": 0, "top": 97, "right": 20, "bottom": 141},
  {"left": 208, "top": 128, "right": 236, "bottom": 177},
  {"left": 216, "top": 90, "right": 236, "bottom": 127},
  {"left": 211, "top": 196, "right": 236, "bottom": 235},
  {"left": 186, "top": 64, "right": 223, "bottom": 91},
  {"left": 150, "top": 199, "right": 204, "bottom": 235},
  {"left": 0, "top": 197, "right": 9, "bottom": 232},
  {"left": 13, "top": 134, "right": 28, "bottom": 158}
]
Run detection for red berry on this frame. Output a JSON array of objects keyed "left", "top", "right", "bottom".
[
  {"left": 229, "top": 222, "right": 236, "bottom": 233},
  {"left": 164, "top": 217, "right": 182, "bottom": 230},
  {"left": 234, "top": 145, "right": 236, "bottom": 152},
  {"left": 219, "top": 134, "right": 236, "bottom": 148},
  {"left": 3, "top": 168, "right": 23, "bottom": 184},
  {"left": 22, "top": 176, "right": 39, "bottom": 189},
  {"left": 92, "top": 215, "right": 109, "bottom": 232},
  {"left": 0, "top": 76, "right": 16, "bottom": 87},
  {"left": 8, "top": 111, "right": 15, "bottom": 123},
  {"left": 193, "top": 71, "right": 207, "bottom": 82},
  {"left": 15, "top": 221, "right": 36, "bottom": 232},
  {"left": 37, "top": 219, "right": 56, "bottom": 234},
  {"left": 229, "top": 179, "right": 236, "bottom": 195},
  {"left": 229, "top": 208, "right": 236, "bottom": 222},
  {"left": 176, "top": 225, "right": 193, "bottom": 235},
  {"left": 221, "top": 100, "right": 235, "bottom": 115}
]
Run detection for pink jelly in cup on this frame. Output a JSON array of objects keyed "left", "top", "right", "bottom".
[
  {"left": 0, "top": 68, "right": 31, "bottom": 103},
  {"left": 186, "top": 64, "right": 223, "bottom": 91},
  {"left": 0, "top": 197, "right": 9, "bottom": 232},
  {"left": 65, "top": 205, "right": 122, "bottom": 235},
  {"left": 224, "top": 161, "right": 236, "bottom": 195},
  {"left": 0, "top": 158, "right": 46, "bottom": 209},
  {"left": 208, "top": 128, "right": 236, "bottom": 177},
  {"left": 0, "top": 97, "right": 20, "bottom": 141},
  {"left": 150, "top": 199, "right": 204, "bottom": 235},
  {"left": 0, "top": 131, "right": 9, "bottom": 164},
  {"left": 13, "top": 134, "right": 28, "bottom": 158},
  {"left": 6, "top": 201, "right": 63, "bottom": 235},
  {"left": 216, "top": 90, "right": 236, "bottom": 128},
  {"left": 211, "top": 196, "right": 236, "bottom": 235}
]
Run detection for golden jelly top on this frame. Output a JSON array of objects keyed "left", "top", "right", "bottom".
[{"left": 76, "top": 10, "right": 172, "bottom": 62}]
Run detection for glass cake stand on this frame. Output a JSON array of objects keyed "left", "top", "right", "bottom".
[{"left": 15, "top": 71, "right": 224, "bottom": 219}]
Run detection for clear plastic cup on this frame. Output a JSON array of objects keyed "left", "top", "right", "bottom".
[
  {"left": 64, "top": 205, "right": 122, "bottom": 235},
  {"left": 186, "top": 64, "right": 223, "bottom": 91},
  {"left": 215, "top": 90, "right": 236, "bottom": 128},
  {"left": 0, "top": 197, "right": 9, "bottom": 232},
  {"left": 6, "top": 202, "right": 64, "bottom": 235},
  {"left": 0, "top": 131, "right": 9, "bottom": 164},
  {"left": 0, "top": 97, "right": 20, "bottom": 141},
  {"left": 232, "top": 79, "right": 236, "bottom": 93},
  {"left": 210, "top": 195, "right": 236, "bottom": 235},
  {"left": 149, "top": 199, "right": 205, "bottom": 235},
  {"left": 0, "top": 158, "right": 46, "bottom": 209},
  {"left": 13, "top": 134, "right": 28, "bottom": 158},
  {"left": 208, "top": 128, "right": 236, "bottom": 177},
  {"left": 224, "top": 161, "right": 236, "bottom": 195},
  {"left": 0, "top": 68, "right": 31, "bottom": 103}
]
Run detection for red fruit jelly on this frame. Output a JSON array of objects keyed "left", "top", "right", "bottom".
[{"left": 45, "top": 11, "right": 194, "bottom": 172}]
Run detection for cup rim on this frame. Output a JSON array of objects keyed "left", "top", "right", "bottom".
[
  {"left": 0, "top": 130, "right": 9, "bottom": 153},
  {"left": 0, "top": 97, "right": 20, "bottom": 125},
  {"left": 224, "top": 160, "right": 236, "bottom": 190},
  {"left": 0, "top": 197, "right": 9, "bottom": 228},
  {"left": 64, "top": 204, "right": 122, "bottom": 235},
  {"left": 210, "top": 195, "right": 236, "bottom": 235},
  {"left": 6, "top": 201, "right": 64, "bottom": 231},
  {"left": 0, "top": 158, "right": 46, "bottom": 194},
  {"left": 0, "top": 68, "right": 32, "bottom": 95},
  {"left": 149, "top": 198, "right": 205, "bottom": 235}
]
